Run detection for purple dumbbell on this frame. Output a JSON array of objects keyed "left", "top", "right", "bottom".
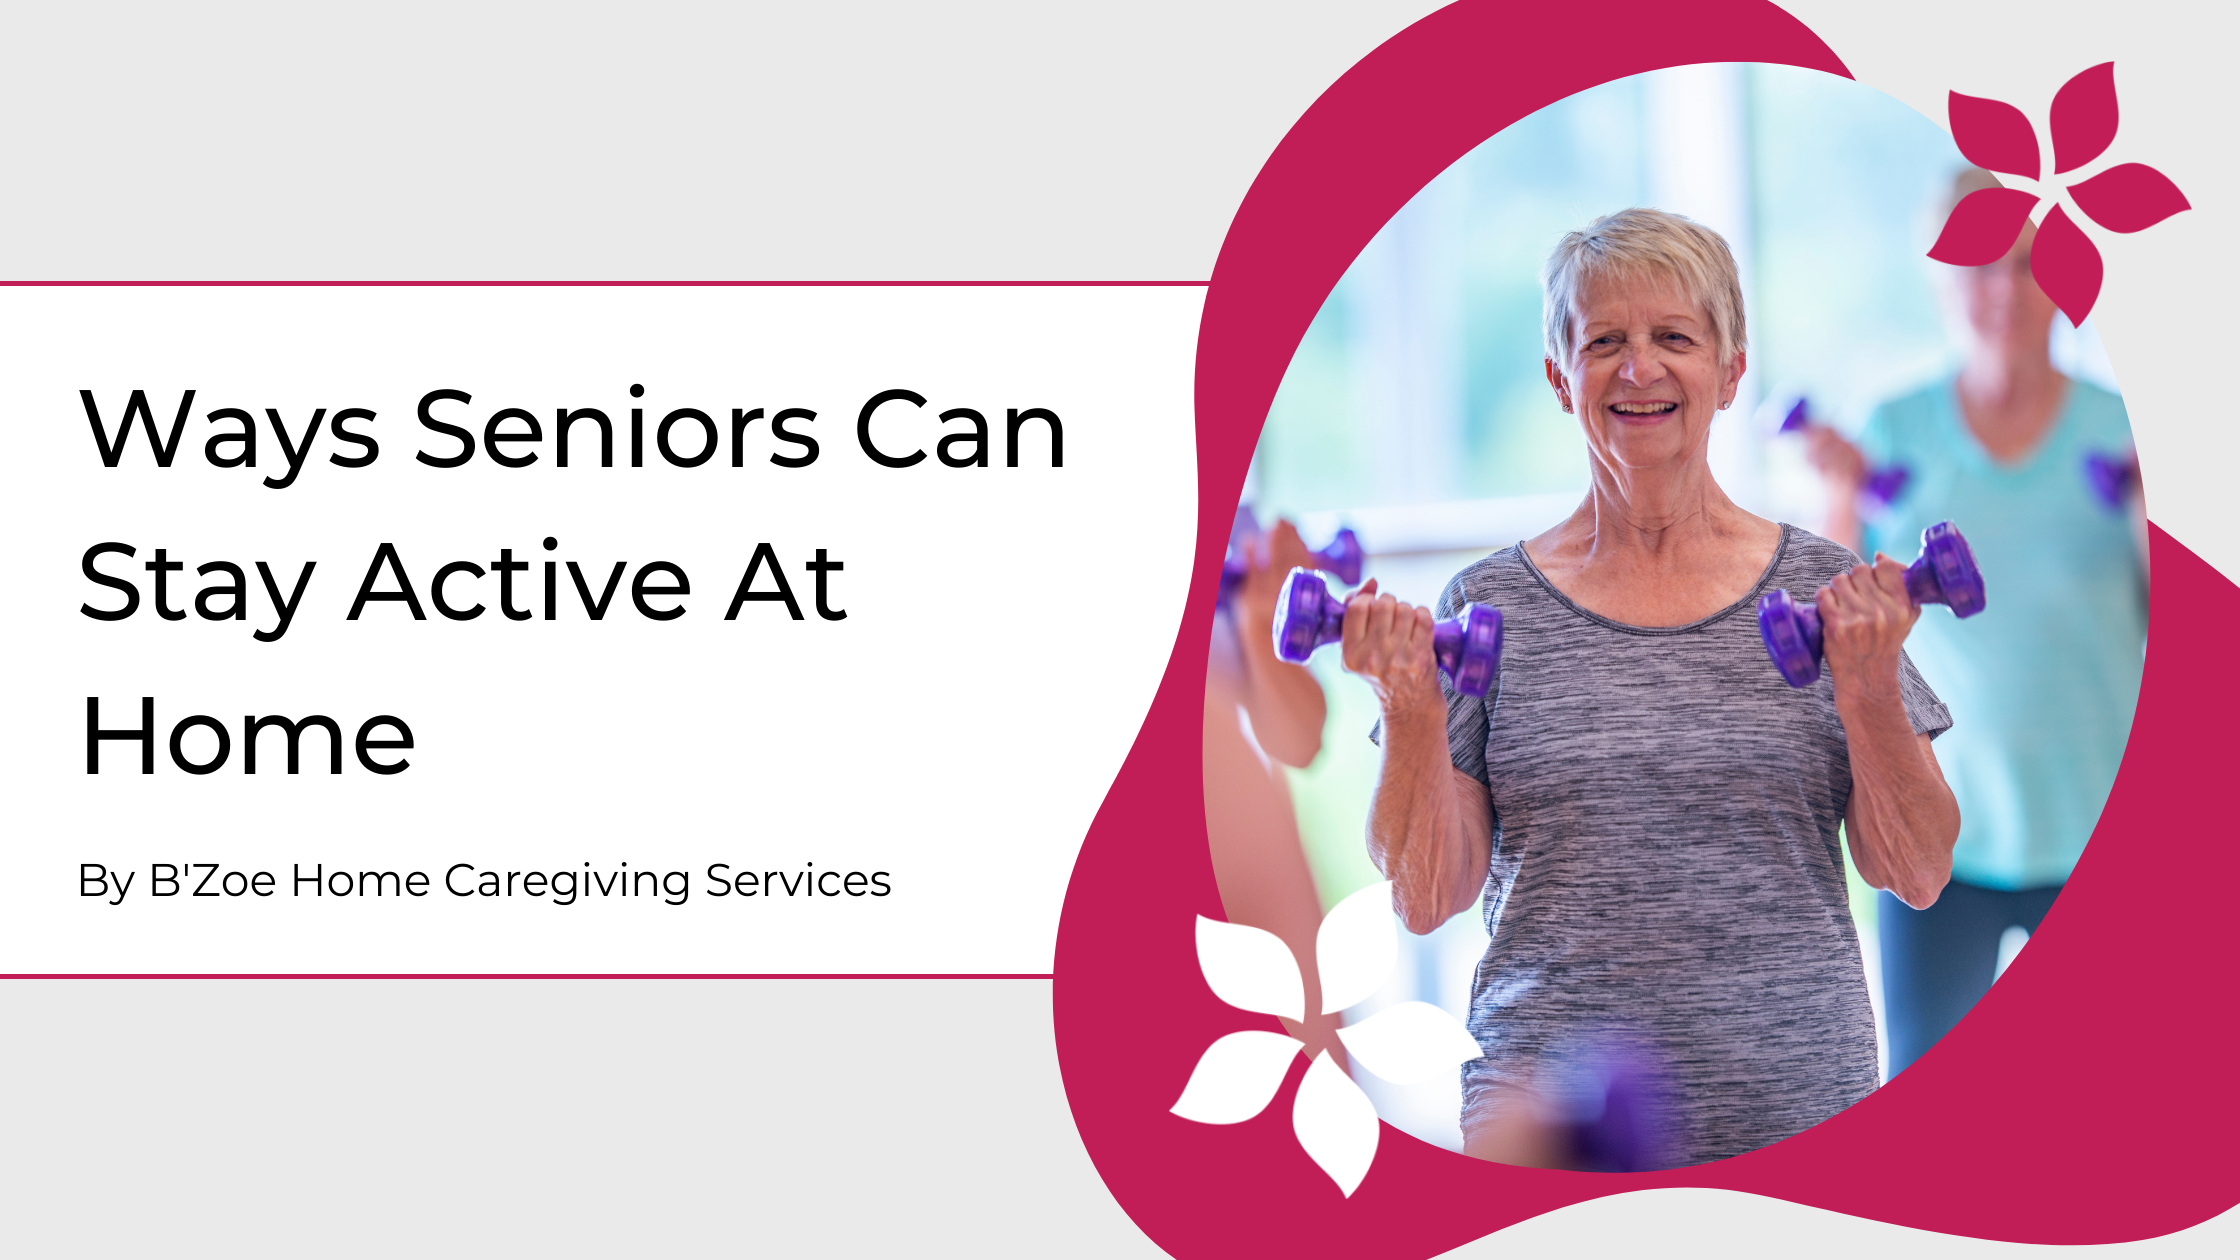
[
  {"left": 1270, "top": 568, "right": 1503, "bottom": 697},
  {"left": 1781, "top": 398, "right": 1910, "bottom": 509},
  {"left": 1758, "top": 520, "right": 1986, "bottom": 688},
  {"left": 1220, "top": 526, "right": 1364, "bottom": 603},
  {"left": 2083, "top": 449, "right": 2141, "bottom": 511}
]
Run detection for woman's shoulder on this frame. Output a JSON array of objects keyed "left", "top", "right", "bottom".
[
  {"left": 1436, "top": 545, "right": 1533, "bottom": 616},
  {"left": 1775, "top": 524, "right": 1864, "bottom": 586},
  {"left": 2064, "top": 376, "right": 2132, "bottom": 436}
]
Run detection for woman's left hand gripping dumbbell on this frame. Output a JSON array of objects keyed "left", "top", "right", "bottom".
[
  {"left": 1816, "top": 555, "right": 1920, "bottom": 698},
  {"left": 1339, "top": 580, "right": 1443, "bottom": 718}
]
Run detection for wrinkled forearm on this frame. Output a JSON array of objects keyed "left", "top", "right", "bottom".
[
  {"left": 1839, "top": 681, "right": 1958, "bottom": 909},
  {"left": 1367, "top": 702, "right": 1490, "bottom": 934}
]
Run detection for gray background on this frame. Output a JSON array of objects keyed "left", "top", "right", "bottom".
[{"left": 2, "top": 2, "right": 2231, "bottom": 1255}]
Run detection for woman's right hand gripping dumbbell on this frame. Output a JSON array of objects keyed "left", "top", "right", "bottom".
[{"left": 1339, "top": 579, "right": 1445, "bottom": 719}]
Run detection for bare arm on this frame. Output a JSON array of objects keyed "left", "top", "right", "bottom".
[
  {"left": 1234, "top": 521, "right": 1328, "bottom": 768},
  {"left": 1804, "top": 426, "right": 1867, "bottom": 556},
  {"left": 1345, "top": 581, "right": 1493, "bottom": 933},
  {"left": 1821, "top": 556, "right": 1962, "bottom": 908}
]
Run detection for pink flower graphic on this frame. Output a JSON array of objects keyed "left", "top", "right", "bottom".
[{"left": 1928, "top": 63, "right": 2189, "bottom": 325}]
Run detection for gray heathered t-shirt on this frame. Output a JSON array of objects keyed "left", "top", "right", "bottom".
[{"left": 1393, "top": 524, "right": 1950, "bottom": 1168}]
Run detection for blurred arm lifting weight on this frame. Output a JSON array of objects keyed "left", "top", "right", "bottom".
[
  {"left": 1203, "top": 515, "right": 1342, "bottom": 1058},
  {"left": 1231, "top": 520, "right": 1329, "bottom": 768}
]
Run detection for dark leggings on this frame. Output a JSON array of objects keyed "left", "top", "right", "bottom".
[{"left": 1876, "top": 879, "right": 2063, "bottom": 1078}]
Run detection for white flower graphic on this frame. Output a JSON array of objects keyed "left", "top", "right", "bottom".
[{"left": 1169, "top": 881, "right": 1483, "bottom": 1196}]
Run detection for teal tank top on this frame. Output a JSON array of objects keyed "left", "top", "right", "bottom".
[{"left": 1859, "top": 377, "right": 2147, "bottom": 890}]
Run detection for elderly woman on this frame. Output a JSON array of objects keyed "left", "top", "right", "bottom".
[
  {"left": 1348, "top": 208, "right": 1961, "bottom": 1168},
  {"left": 1807, "top": 169, "right": 2147, "bottom": 1078}
]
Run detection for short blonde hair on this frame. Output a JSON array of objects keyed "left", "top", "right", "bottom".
[{"left": 1541, "top": 208, "right": 1746, "bottom": 367}]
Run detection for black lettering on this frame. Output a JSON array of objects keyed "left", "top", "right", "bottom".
[
  {"left": 771, "top": 407, "right": 818, "bottom": 468},
  {"left": 87, "top": 696, "right": 155, "bottom": 774},
  {"left": 194, "top": 561, "right": 246, "bottom": 622},
  {"left": 146, "top": 548, "right": 185, "bottom": 621},
  {"left": 856, "top": 389, "right": 926, "bottom": 467},
  {"left": 807, "top": 548, "right": 845, "bottom": 621},
  {"left": 723, "top": 544, "right": 802, "bottom": 620},
  {"left": 329, "top": 408, "right": 379, "bottom": 468},
  {"left": 348, "top": 543, "right": 427, "bottom": 620},
  {"left": 492, "top": 548, "right": 531, "bottom": 621},
  {"left": 729, "top": 408, "right": 763, "bottom": 467},
  {"left": 1006, "top": 407, "right": 1062, "bottom": 467},
  {"left": 557, "top": 408, "right": 612, "bottom": 468},
  {"left": 415, "top": 389, "right": 476, "bottom": 468},
  {"left": 568, "top": 561, "right": 626, "bottom": 619},
  {"left": 629, "top": 384, "right": 645, "bottom": 467},
  {"left": 169, "top": 714, "right": 231, "bottom": 774},
  {"left": 432, "top": 560, "right": 485, "bottom": 620},
  {"left": 484, "top": 408, "right": 541, "bottom": 468},
  {"left": 937, "top": 408, "right": 989, "bottom": 468},
  {"left": 631, "top": 562, "right": 689, "bottom": 621},
  {"left": 205, "top": 407, "right": 256, "bottom": 468},
  {"left": 264, "top": 407, "right": 324, "bottom": 489},
  {"left": 542, "top": 537, "right": 557, "bottom": 620},
  {"left": 254, "top": 562, "right": 315, "bottom": 644},
  {"left": 355, "top": 716, "right": 413, "bottom": 774},
  {"left": 83, "top": 389, "right": 194, "bottom": 467},
  {"left": 657, "top": 408, "right": 717, "bottom": 467},
  {"left": 81, "top": 543, "right": 139, "bottom": 621},
  {"left": 244, "top": 713, "right": 343, "bottom": 774}
]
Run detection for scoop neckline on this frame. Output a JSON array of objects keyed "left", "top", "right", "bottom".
[
  {"left": 1512, "top": 523, "right": 1794, "bottom": 636},
  {"left": 1938, "top": 374, "right": 2077, "bottom": 477}
]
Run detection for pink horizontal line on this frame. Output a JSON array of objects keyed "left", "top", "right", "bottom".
[
  {"left": 1, "top": 973, "right": 1055, "bottom": 980},
  {"left": 0, "top": 279, "right": 1208, "bottom": 288}
]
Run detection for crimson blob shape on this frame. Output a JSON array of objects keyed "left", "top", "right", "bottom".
[
  {"left": 2070, "top": 162, "right": 2192, "bottom": 233},
  {"left": 1928, "top": 187, "right": 2038, "bottom": 265},
  {"left": 1058, "top": 1, "right": 2240, "bottom": 1251},
  {"left": 1948, "top": 90, "right": 2040, "bottom": 180},
  {"left": 2051, "top": 62, "right": 2120, "bottom": 175},
  {"left": 2031, "top": 204, "right": 2105, "bottom": 326}
]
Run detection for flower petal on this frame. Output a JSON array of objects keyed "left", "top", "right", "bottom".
[
  {"left": 2069, "top": 163, "right": 2191, "bottom": 233},
  {"left": 1292, "top": 1051, "right": 1380, "bottom": 1197},
  {"left": 2050, "top": 62, "right": 2119, "bottom": 175},
  {"left": 1948, "top": 91, "right": 2040, "bottom": 180},
  {"left": 1170, "top": 1030, "right": 1305, "bottom": 1124},
  {"left": 1315, "top": 880, "right": 1397, "bottom": 1014},
  {"left": 2031, "top": 204, "right": 2104, "bottom": 327},
  {"left": 1335, "top": 1001, "right": 1485, "bottom": 1084},
  {"left": 1195, "top": 915, "right": 1304, "bottom": 1021},
  {"left": 1927, "top": 187, "right": 2037, "bottom": 266}
]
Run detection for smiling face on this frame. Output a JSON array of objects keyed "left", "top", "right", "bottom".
[{"left": 1545, "top": 272, "right": 1745, "bottom": 476}]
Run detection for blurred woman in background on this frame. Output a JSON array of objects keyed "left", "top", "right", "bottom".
[{"left": 1806, "top": 168, "right": 2148, "bottom": 1077}]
